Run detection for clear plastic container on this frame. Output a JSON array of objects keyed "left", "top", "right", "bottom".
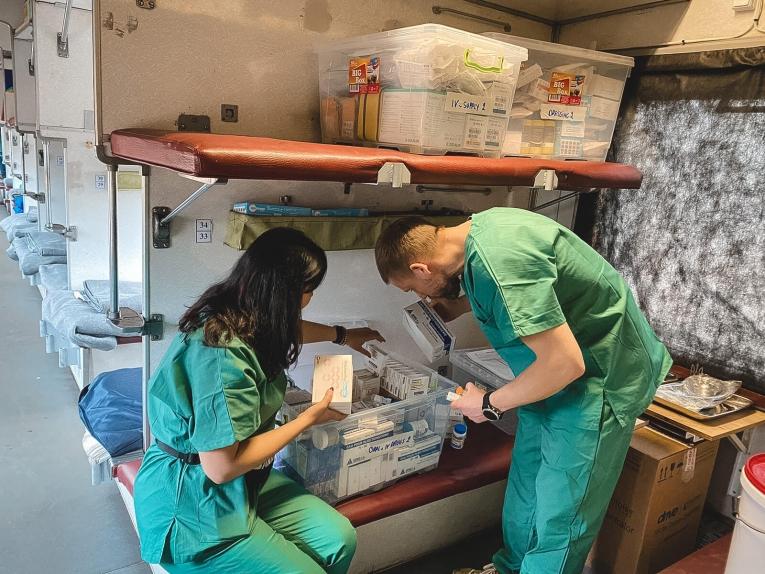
[
  {"left": 277, "top": 343, "right": 457, "bottom": 504},
  {"left": 317, "top": 24, "right": 528, "bottom": 157},
  {"left": 449, "top": 347, "right": 518, "bottom": 435},
  {"left": 484, "top": 34, "right": 634, "bottom": 161}
]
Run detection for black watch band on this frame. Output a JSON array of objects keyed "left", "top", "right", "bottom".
[
  {"left": 332, "top": 325, "right": 348, "bottom": 346},
  {"left": 482, "top": 391, "right": 503, "bottom": 421}
]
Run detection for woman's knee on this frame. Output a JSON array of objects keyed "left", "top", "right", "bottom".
[{"left": 327, "top": 515, "right": 357, "bottom": 568}]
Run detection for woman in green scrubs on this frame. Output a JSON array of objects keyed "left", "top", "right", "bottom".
[{"left": 134, "top": 228, "right": 381, "bottom": 573}]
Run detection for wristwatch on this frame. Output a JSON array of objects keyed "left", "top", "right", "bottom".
[
  {"left": 482, "top": 391, "right": 504, "bottom": 421},
  {"left": 332, "top": 325, "right": 348, "bottom": 346}
]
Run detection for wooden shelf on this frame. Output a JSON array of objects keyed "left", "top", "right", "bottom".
[{"left": 110, "top": 129, "right": 643, "bottom": 190}]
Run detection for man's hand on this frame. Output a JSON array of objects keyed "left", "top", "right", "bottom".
[
  {"left": 345, "top": 327, "right": 385, "bottom": 356},
  {"left": 451, "top": 382, "right": 488, "bottom": 423},
  {"left": 429, "top": 296, "right": 471, "bottom": 323}
]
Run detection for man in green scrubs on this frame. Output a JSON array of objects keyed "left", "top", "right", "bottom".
[{"left": 375, "top": 208, "right": 672, "bottom": 574}]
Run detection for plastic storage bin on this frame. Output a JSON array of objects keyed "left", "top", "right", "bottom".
[
  {"left": 277, "top": 343, "right": 457, "bottom": 504},
  {"left": 484, "top": 34, "right": 634, "bottom": 161},
  {"left": 450, "top": 347, "right": 518, "bottom": 435},
  {"left": 317, "top": 24, "right": 528, "bottom": 157}
]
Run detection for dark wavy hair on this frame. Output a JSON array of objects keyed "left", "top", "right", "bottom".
[{"left": 179, "top": 227, "right": 327, "bottom": 379}]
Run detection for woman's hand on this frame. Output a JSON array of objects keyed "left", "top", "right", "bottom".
[
  {"left": 345, "top": 327, "right": 385, "bottom": 356},
  {"left": 451, "top": 382, "right": 488, "bottom": 423},
  {"left": 299, "top": 388, "right": 347, "bottom": 427},
  {"left": 429, "top": 296, "right": 471, "bottom": 323}
]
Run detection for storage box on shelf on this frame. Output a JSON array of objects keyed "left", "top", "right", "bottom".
[
  {"left": 318, "top": 24, "right": 527, "bottom": 157},
  {"left": 450, "top": 347, "right": 519, "bottom": 435},
  {"left": 277, "top": 343, "right": 458, "bottom": 504},
  {"left": 484, "top": 34, "right": 634, "bottom": 161}
]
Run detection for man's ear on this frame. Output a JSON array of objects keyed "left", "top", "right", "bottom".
[{"left": 410, "top": 262, "right": 431, "bottom": 278}]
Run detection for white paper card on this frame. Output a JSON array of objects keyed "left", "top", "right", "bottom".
[
  {"left": 539, "top": 103, "right": 588, "bottom": 122},
  {"left": 517, "top": 63, "right": 543, "bottom": 88},
  {"left": 463, "top": 115, "right": 488, "bottom": 149},
  {"left": 527, "top": 79, "right": 550, "bottom": 102},
  {"left": 591, "top": 74, "right": 624, "bottom": 101},
  {"left": 559, "top": 121, "right": 586, "bottom": 138},
  {"left": 396, "top": 60, "right": 433, "bottom": 89},
  {"left": 589, "top": 96, "right": 621, "bottom": 121},
  {"left": 312, "top": 355, "right": 353, "bottom": 414}
]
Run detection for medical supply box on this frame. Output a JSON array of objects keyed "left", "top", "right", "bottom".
[
  {"left": 317, "top": 24, "right": 528, "bottom": 157},
  {"left": 450, "top": 347, "right": 519, "bottom": 435},
  {"left": 403, "top": 300, "right": 456, "bottom": 362},
  {"left": 484, "top": 33, "right": 634, "bottom": 161},
  {"left": 277, "top": 343, "right": 457, "bottom": 504}
]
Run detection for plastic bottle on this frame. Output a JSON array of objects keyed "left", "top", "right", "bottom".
[{"left": 451, "top": 422, "right": 467, "bottom": 449}]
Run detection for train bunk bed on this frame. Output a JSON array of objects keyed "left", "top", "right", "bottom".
[
  {"left": 39, "top": 280, "right": 144, "bottom": 389},
  {"left": 97, "top": 129, "right": 642, "bottom": 573}
]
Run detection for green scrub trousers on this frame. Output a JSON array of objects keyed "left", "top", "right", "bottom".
[
  {"left": 134, "top": 329, "right": 356, "bottom": 573},
  {"left": 462, "top": 209, "right": 672, "bottom": 574}
]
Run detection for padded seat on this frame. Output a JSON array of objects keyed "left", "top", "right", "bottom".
[
  {"left": 110, "top": 129, "right": 642, "bottom": 190},
  {"left": 114, "top": 421, "right": 513, "bottom": 527}
]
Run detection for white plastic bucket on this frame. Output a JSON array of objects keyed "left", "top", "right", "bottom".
[{"left": 724, "top": 454, "right": 765, "bottom": 573}]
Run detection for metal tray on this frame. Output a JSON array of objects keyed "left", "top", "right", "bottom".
[{"left": 653, "top": 393, "right": 754, "bottom": 420}]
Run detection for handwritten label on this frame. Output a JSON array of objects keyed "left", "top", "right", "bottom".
[
  {"left": 539, "top": 103, "right": 587, "bottom": 122},
  {"left": 445, "top": 92, "right": 491, "bottom": 116}
]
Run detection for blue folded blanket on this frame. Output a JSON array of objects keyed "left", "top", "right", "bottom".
[
  {"left": 39, "top": 264, "right": 69, "bottom": 292},
  {"left": 26, "top": 231, "right": 67, "bottom": 257},
  {"left": 42, "top": 290, "right": 125, "bottom": 351},
  {"left": 13, "top": 236, "right": 68, "bottom": 276}
]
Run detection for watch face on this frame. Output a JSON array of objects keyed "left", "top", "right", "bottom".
[{"left": 482, "top": 407, "right": 500, "bottom": 421}]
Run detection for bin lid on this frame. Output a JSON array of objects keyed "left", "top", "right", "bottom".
[{"left": 744, "top": 453, "right": 765, "bottom": 494}]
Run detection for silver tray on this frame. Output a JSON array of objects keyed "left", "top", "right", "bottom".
[{"left": 653, "top": 393, "right": 753, "bottom": 420}]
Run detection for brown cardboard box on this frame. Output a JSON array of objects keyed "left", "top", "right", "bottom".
[{"left": 591, "top": 428, "right": 720, "bottom": 574}]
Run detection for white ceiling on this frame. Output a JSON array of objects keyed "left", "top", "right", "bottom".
[{"left": 482, "top": 0, "right": 678, "bottom": 22}]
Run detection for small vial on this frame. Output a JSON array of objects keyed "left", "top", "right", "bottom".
[{"left": 451, "top": 422, "right": 467, "bottom": 450}]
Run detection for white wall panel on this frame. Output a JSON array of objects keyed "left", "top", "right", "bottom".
[
  {"left": 11, "top": 37, "right": 36, "bottom": 132},
  {"left": 34, "top": 2, "right": 95, "bottom": 133},
  {"left": 63, "top": 130, "right": 142, "bottom": 289}
]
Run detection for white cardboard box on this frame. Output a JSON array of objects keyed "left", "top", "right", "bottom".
[{"left": 403, "top": 301, "right": 456, "bottom": 362}]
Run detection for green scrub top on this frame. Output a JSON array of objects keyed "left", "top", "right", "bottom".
[
  {"left": 133, "top": 328, "right": 288, "bottom": 564},
  {"left": 462, "top": 208, "right": 672, "bottom": 428}
]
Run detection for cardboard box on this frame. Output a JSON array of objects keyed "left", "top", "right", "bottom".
[{"left": 591, "top": 428, "right": 720, "bottom": 574}]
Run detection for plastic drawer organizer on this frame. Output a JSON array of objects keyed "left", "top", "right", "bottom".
[
  {"left": 277, "top": 343, "right": 459, "bottom": 504},
  {"left": 485, "top": 34, "right": 634, "bottom": 161},
  {"left": 318, "top": 24, "right": 528, "bottom": 157}
]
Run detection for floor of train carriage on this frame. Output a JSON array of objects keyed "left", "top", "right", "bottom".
[{"left": 0, "top": 210, "right": 506, "bottom": 574}]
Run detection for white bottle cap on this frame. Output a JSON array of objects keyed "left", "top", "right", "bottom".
[{"left": 312, "top": 426, "right": 340, "bottom": 450}]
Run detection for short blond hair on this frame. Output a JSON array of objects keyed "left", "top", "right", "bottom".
[{"left": 375, "top": 217, "right": 438, "bottom": 283}]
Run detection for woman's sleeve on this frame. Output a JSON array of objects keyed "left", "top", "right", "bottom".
[{"left": 188, "top": 346, "right": 263, "bottom": 452}]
